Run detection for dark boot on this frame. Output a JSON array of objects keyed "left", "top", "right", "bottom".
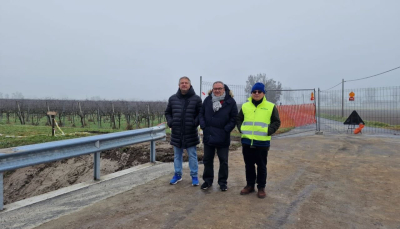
[
  {"left": 240, "top": 186, "right": 255, "bottom": 195},
  {"left": 257, "top": 188, "right": 266, "bottom": 199}
]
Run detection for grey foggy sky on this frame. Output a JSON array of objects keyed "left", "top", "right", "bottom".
[{"left": 1, "top": 0, "right": 399, "bottom": 101}]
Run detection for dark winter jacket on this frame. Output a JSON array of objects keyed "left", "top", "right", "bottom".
[
  {"left": 165, "top": 86, "right": 202, "bottom": 148},
  {"left": 199, "top": 85, "right": 238, "bottom": 147}
]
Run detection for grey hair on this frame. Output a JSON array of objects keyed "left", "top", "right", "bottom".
[
  {"left": 213, "top": 81, "right": 224, "bottom": 87},
  {"left": 179, "top": 76, "right": 191, "bottom": 85}
]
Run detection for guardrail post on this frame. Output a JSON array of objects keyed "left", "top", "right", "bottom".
[
  {"left": 150, "top": 141, "right": 156, "bottom": 162},
  {"left": 1, "top": 172, "right": 3, "bottom": 210},
  {"left": 94, "top": 152, "right": 101, "bottom": 180}
]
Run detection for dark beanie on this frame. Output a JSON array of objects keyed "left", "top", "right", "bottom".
[{"left": 251, "top": 82, "right": 266, "bottom": 93}]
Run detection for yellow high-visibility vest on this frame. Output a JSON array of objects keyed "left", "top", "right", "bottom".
[{"left": 241, "top": 97, "right": 275, "bottom": 143}]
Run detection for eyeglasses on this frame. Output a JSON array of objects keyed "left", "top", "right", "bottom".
[
  {"left": 213, "top": 88, "right": 224, "bottom": 91},
  {"left": 252, "top": 90, "right": 264, "bottom": 94}
]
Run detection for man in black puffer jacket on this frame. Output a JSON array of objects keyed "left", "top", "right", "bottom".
[
  {"left": 199, "top": 81, "right": 238, "bottom": 191},
  {"left": 165, "top": 76, "right": 202, "bottom": 186}
]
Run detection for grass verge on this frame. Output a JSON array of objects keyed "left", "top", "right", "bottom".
[{"left": 320, "top": 113, "right": 400, "bottom": 130}]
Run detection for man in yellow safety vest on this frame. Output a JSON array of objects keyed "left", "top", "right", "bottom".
[{"left": 236, "top": 82, "right": 281, "bottom": 198}]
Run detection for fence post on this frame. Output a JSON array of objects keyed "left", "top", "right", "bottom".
[
  {"left": 94, "top": 152, "right": 101, "bottom": 180},
  {"left": 0, "top": 172, "right": 3, "bottom": 210},
  {"left": 342, "top": 79, "right": 344, "bottom": 117},
  {"left": 200, "top": 76, "right": 202, "bottom": 100},
  {"left": 150, "top": 140, "right": 156, "bottom": 162},
  {"left": 314, "top": 88, "right": 317, "bottom": 131},
  {"left": 318, "top": 88, "right": 321, "bottom": 132}
]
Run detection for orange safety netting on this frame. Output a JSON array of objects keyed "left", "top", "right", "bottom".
[{"left": 277, "top": 104, "right": 316, "bottom": 128}]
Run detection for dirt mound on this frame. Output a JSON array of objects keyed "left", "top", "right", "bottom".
[
  {"left": 3, "top": 134, "right": 243, "bottom": 205},
  {"left": 4, "top": 132, "right": 242, "bottom": 205}
]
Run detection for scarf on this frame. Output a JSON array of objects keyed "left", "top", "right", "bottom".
[{"left": 211, "top": 91, "right": 226, "bottom": 112}]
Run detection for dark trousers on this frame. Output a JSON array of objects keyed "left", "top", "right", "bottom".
[
  {"left": 242, "top": 145, "right": 269, "bottom": 189},
  {"left": 202, "top": 144, "right": 229, "bottom": 186}
]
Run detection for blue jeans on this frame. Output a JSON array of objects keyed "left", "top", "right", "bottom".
[{"left": 173, "top": 146, "right": 198, "bottom": 177}]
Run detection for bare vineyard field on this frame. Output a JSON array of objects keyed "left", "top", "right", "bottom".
[
  {"left": 0, "top": 98, "right": 170, "bottom": 148},
  {"left": 0, "top": 99, "right": 168, "bottom": 130},
  {"left": 0, "top": 116, "right": 168, "bottom": 149}
]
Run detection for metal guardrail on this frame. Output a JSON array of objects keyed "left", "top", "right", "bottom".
[{"left": 0, "top": 124, "right": 166, "bottom": 210}]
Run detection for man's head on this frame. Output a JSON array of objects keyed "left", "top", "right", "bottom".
[
  {"left": 212, "top": 81, "right": 225, "bottom": 97},
  {"left": 179, "top": 76, "right": 191, "bottom": 94},
  {"left": 251, "top": 82, "right": 265, "bottom": 101}
]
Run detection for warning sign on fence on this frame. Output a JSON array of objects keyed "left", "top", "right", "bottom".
[{"left": 349, "top": 91, "right": 355, "bottom": 101}]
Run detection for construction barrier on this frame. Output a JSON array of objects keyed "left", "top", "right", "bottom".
[{"left": 277, "top": 104, "right": 316, "bottom": 129}]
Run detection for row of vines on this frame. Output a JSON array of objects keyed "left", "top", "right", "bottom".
[{"left": 0, "top": 99, "right": 168, "bottom": 130}]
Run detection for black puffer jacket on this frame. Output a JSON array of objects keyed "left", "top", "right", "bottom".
[
  {"left": 199, "top": 85, "right": 238, "bottom": 147},
  {"left": 165, "top": 86, "right": 202, "bottom": 148}
]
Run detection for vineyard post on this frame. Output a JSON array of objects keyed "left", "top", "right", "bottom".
[
  {"left": 97, "top": 107, "right": 100, "bottom": 128},
  {"left": 47, "top": 111, "right": 57, "bottom": 136},
  {"left": 147, "top": 104, "right": 150, "bottom": 127}
]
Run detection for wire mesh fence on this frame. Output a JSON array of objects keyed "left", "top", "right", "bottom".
[
  {"left": 318, "top": 86, "right": 400, "bottom": 135},
  {"left": 202, "top": 78, "right": 400, "bottom": 136},
  {"left": 201, "top": 80, "right": 317, "bottom": 136},
  {"left": 271, "top": 89, "right": 317, "bottom": 136}
]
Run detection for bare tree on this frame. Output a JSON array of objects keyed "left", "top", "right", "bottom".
[
  {"left": 11, "top": 92, "right": 24, "bottom": 99},
  {"left": 245, "top": 73, "right": 282, "bottom": 104}
]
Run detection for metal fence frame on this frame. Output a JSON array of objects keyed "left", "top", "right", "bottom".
[
  {"left": 317, "top": 86, "right": 400, "bottom": 134},
  {"left": 200, "top": 77, "right": 399, "bottom": 135},
  {"left": 200, "top": 78, "right": 318, "bottom": 135},
  {"left": 0, "top": 125, "right": 166, "bottom": 210}
]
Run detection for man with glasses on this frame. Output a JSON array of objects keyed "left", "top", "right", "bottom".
[
  {"left": 199, "top": 81, "right": 237, "bottom": 191},
  {"left": 236, "top": 82, "right": 281, "bottom": 198},
  {"left": 165, "top": 76, "right": 202, "bottom": 186}
]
